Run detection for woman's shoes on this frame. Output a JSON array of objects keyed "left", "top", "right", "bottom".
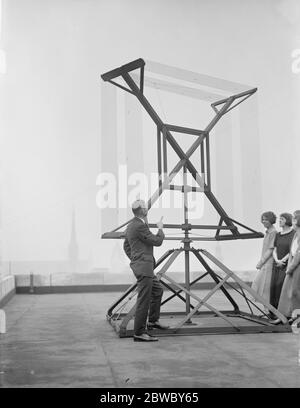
[
  {"left": 269, "top": 318, "right": 282, "bottom": 325},
  {"left": 270, "top": 317, "right": 296, "bottom": 325}
]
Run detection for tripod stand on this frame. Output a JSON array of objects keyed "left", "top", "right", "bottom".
[{"left": 101, "top": 59, "right": 290, "bottom": 336}]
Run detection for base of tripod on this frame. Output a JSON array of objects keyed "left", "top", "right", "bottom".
[{"left": 106, "top": 246, "right": 291, "bottom": 338}]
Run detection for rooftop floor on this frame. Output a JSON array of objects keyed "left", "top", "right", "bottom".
[{"left": 1, "top": 291, "right": 300, "bottom": 388}]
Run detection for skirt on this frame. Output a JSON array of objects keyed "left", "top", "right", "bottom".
[
  {"left": 269, "top": 263, "right": 287, "bottom": 309},
  {"left": 278, "top": 273, "right": 293, "bottom": 317},
  {"left": 251, "top": 263, "right": 273, "bottom": 305}
]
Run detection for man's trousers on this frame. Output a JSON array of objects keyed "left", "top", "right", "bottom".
[{"left": 134, "top": 275, "right": 163, "bottom": 336}]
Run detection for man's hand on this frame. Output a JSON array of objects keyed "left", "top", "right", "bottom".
[{"left": 156, "top": 216, "right": 164, "bottom": 230}]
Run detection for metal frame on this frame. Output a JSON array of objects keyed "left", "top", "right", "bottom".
[
  {"left": 101, "top": 58, "right": 262, "bottom": 241},
  {"left": 100, "top": 59, "right": 290, "bottom": 337}
]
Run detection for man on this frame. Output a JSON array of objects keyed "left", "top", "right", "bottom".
[{"left": 123, "top": 200, "right": 169, "bottom": 342}]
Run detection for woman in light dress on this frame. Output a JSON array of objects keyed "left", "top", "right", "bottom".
[
  {"left": 270, "top": 213, "right": 295, "bottom": 310},
  {"left": 251, "top": 211, "right": 277, "bottom": 312},
  {"left": 272, "top": 210, "right": 300, "bottom": 324}
]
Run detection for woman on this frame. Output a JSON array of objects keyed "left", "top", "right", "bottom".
[
  {"left": 252, "top": 211, "right": 277, "bottom": 309},
  {"left": 270, "top": 213, "right": 295, "bottom": 310},
  {"left": 273, "top": 210, "right": 300, "bottom": 323}
]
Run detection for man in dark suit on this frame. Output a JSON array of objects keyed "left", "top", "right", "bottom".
[{"left": 123, "top": 199, "right": 168, "bottom": 342}]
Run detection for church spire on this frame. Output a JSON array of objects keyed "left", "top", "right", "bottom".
[{"left": 68, "top": 208, "right": 79, "bottom": 273}]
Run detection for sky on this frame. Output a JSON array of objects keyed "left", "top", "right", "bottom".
[{"left": 0, "top": 0, "right": 299, "bottom": 275}]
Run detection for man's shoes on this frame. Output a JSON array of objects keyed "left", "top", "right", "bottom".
[
  {"left": 133, "top": 333, "right": 158, "bottom": 342},
  {"left": 147, "top": 320, "right": 169, "bottom": 330},
  {"left": 145, "top": 332, "right": 157, "bottom": 337}
]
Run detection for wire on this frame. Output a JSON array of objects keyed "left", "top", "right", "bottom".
[
  {"left": 113, "top": 288, "right": 138, "bottom": 320},
  {"left": 162, "top": 232, "right": 209, "bottom": 237},
  {"left": 154, "top": 83, "right": 168, "bottom": 122}
]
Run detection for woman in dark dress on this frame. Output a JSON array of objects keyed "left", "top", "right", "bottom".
[
  {"left": 270, "top": 213, "right": 295, "bottom": 309},
  {"left": 272, "top": 210, "right": 300, "bottom": 324}
]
